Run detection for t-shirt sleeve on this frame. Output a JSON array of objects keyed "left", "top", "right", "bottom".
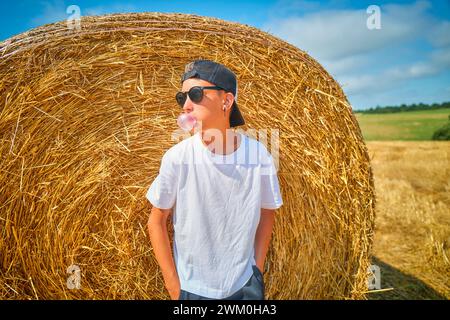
[
  {"left": 260, "top": 152, "right": 283, "bottom": 210},
  {"left": 146, "top": 150, "right": 178, "bottom": 209}
]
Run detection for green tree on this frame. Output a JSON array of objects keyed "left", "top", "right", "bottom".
[{"left": 432, "top": 115, "right": 450, "bottom": 140}]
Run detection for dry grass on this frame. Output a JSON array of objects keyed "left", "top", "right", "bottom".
[
  {"left": 0, "top": 13, "right": 375, "bottom": 299},
  {"left": 365, "top": 141, "right": 450, "bottom": 299}
]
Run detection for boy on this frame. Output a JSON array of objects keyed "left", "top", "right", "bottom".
[{"left": 146, "top": 59, "right": 283, "bottom": 300}]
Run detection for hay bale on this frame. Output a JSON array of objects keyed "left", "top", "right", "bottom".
[{"left": 0, "top": 12, "right": 375, "bottom": 299}]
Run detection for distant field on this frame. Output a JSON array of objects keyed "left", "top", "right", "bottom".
[
  {"left": 354, "top": 109, "right": 450, "bottom": 141},
  {"left": 365, "top": 141, "right": 449, "bottom": 300}
]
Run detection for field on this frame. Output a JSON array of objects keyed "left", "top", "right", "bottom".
[
  {"left": 364, "top": 141, "right": 449, "bottom": 299},
  {"left": 355, "top": 109, "right": 450, "bottom": 141}
]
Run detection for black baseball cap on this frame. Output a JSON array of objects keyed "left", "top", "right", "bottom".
[{"left": 180, "top": 59, "right": 245, "bottom": 127}]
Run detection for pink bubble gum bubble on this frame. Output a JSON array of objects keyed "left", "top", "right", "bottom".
[{"left": 177, "top": 113, "right": 197, "bottom": 132}]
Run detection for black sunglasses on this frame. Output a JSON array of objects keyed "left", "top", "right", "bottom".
[{"left": 176, "top": 86, "right": 224, "bottom": 107}]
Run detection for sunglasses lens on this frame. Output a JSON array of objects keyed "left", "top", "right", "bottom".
[
  {"left": 189, "top": 87, "right": 203, "bottom": 103},
  {"left": 176, "top": 92, "right": 186, "bottom": 107}
]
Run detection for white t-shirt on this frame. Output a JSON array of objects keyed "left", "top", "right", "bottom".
[{"left": 146, "top": 131, "right": 283, "bottom": 299}]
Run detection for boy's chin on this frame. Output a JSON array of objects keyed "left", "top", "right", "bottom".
[
  {"left": 192, "top": 119, "right": 208, "bottom": 130},
  {"left": 189, "top": 120, "right": 203, "bottom": 133}
]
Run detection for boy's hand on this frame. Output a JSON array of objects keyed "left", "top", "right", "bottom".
[
  {"left": 168, "top": 288, "right": 181, "bottom": 300},
  {"left": 255, "top": 264, "right": 264, "bottom": 275},
  {"left": 165, "top": 276, "right": 181, "bottom": 300}
]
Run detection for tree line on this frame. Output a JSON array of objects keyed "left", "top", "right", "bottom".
[{"left": 354, "top": 101, "right": 450, "bottom": 114}]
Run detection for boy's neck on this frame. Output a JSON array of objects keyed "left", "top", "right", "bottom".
[{"left": 198, "top": 126, "right": 240, "bottom": 155}]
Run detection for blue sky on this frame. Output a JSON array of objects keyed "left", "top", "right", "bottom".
[{"left": 1, "top": 0, "right": 449, "bottom": 110}]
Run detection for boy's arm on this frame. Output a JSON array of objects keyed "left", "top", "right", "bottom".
[
  {"left": 254, "top": 208, "right": 276, "bottom": 273},
  {"left": 147, "top": 206, "right": 180, "bottom": 300}
]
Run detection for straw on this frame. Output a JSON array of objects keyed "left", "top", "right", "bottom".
[{"left": 0, "top": 12, "right": 376, "bottom": 299}]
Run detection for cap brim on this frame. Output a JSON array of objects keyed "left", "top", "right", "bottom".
[{"left": 229, "top": 101, "right": 245, "bottom": 127}]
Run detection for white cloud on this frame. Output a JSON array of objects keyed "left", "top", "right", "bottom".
[
  {"left": 428, "top": 21, "right": 450, "bottom": 47},
  {"left": 339, "top": 46, "right": 450, "bottom": 96},
  {"left": 264, "top": 1, "right": 432, "bottom": 61},
  {"left": 386, "top": 48, "right": 450, "bottom": 80},
  {"left": 30, "top": 1, "right": 137, "bottom": 27},
  {"left": 30, "top": 0, "right": 67, "bottom": 26},
  {"left": 320, "top": 54, "right": 370, "bottom": 76},
  {"left": 263, "top": 0, "right": 450, "bottom": 108}
]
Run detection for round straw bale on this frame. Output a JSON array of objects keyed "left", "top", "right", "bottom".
[{"left": 0, "top": 12, "right": 375, "bottom": 299}]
